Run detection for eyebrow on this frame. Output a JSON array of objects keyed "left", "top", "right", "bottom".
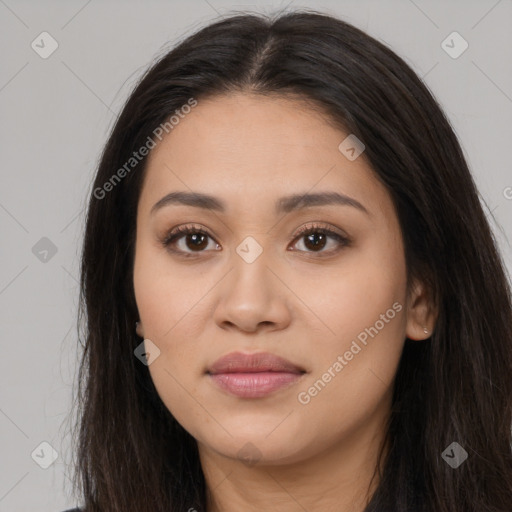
[{"left": 150, "top": 191, "right": 370, "bottom": 216}]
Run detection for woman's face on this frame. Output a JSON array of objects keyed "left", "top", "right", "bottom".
[{"left": 133, "top": 92, "right": 429, "bottom": 466}]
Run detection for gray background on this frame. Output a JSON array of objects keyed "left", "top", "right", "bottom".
[{"left": 1, "top": 0, "right": 511, "bottom": 510}]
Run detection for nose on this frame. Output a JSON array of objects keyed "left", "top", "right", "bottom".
[{"left": 212, "top": 249, "right": 292, "bottom": 334}]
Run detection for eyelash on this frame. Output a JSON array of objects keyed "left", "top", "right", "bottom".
[{"left": 160, "top": 222, "right": 351, "bottom": 258}]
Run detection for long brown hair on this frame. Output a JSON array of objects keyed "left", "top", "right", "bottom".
[{"left": 70, "top": 10, "right": 512, "bottom": 511}]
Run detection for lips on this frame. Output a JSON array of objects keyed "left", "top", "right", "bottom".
[
  {"left": 206, "top": 351, "right": 305, "bottom": 375},
  {"left": 206, "top": 352, "right": 306, "bottom": 398}
]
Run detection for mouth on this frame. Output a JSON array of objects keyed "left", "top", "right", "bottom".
[{"left": 206, "top": 351, "right": 306, "bottom": 398}]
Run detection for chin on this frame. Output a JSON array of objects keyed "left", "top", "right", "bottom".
[{"left": 194, "top": 420, "right": 315, "bottom": 467}]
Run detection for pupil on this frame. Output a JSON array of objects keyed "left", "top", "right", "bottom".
[
  {"left": 187, "top": 233, "right": 208, "bottom": 250},
  {"left": 305, "top": 232, "right": 326, "bottom": 251}
]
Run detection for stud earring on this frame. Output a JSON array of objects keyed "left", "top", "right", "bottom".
[{"left": 423, "top": 326, "right": 429, "bottom": 334}]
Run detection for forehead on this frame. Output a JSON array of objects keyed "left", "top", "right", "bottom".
[{"left": 139, "top": 93, "right": 391, "bottom": 220}]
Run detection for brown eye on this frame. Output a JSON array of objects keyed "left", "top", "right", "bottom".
[
  {"left": 290, "top": 224, "right": 350, "bottom": 255},
  {"left": 162, "top": 226, "right": 220, "bottom": 255}
]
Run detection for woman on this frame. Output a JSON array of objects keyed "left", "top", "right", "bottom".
[{"left": 66, "top": 9, "right": 512, "bottom": 512}]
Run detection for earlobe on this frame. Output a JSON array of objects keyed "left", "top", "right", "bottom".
[
  {"left": 406, "top": 325, "right": 432, "bottom": 341},
  {"left": 135, "top": 321, "right": 144, "bottom": 338}
]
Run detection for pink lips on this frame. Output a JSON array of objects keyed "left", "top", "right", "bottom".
[{"left": 206, "top": 351, "right": 305, "bottom": 398}]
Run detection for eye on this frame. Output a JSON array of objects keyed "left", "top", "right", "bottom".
[
  {"left": 290, "top": 222, "right": 351, "bottom": 255},
  {"left": 161, "top": 224, "right": 220, "bottom": 257}
]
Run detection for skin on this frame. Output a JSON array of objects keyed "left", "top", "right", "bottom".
[{"left": 133, "top": 92, "right": 436, "bottom": 512}]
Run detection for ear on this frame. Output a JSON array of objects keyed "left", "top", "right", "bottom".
[
  {"left": 405, "top": 277, "right": 437, "bottom": 340},
  {"left": 135, "top": 321, "right": 144, "bottom": 338}
]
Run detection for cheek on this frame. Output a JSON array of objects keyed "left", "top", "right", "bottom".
[
  {"left": 133, "top": 241, "right": 201, "bottom": 337},
  {"left": 310, "top": 245, "right": 407, "bottom": 347},
  {"left": 294, "top": 301, "right": 405, "bottom": 445},
  {"left": 133, "top": 243, "right": 207, "bottom": 401},
  {"left": 295, "top": 243, "right": 407, "bottom": 414}
]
